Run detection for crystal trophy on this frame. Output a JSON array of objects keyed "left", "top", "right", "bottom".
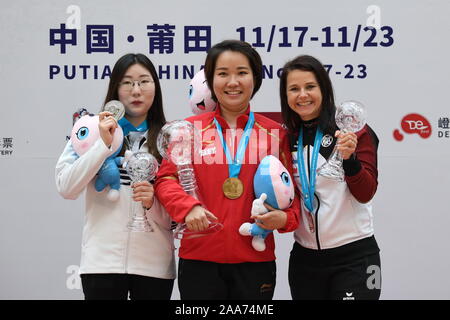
[
  {"left": 317, "top": 100, "right": 367, "bottom": 182},
  {"left": 157, "top": 120, "right": 223, "bottom": 239},
  {"left": 126, "top": 152, "right": 159, "bottom": 232}
]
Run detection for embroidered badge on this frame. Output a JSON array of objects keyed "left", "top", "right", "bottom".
[
  {"left": 200, "top": 147, "right": 216, "bottom": 157},
  {"left": 321, "top": 134, "right": 333, "bottom": 147}
]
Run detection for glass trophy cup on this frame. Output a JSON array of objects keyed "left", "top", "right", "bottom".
[
  {"left": 126, "top": 152, "right": 159, "bottom": 232},
  {"left": 157, "top": 120, "right": 223, "bottom": 239},
  {"left": 317, "top": 100, "right": 367, "bottom": 182}
]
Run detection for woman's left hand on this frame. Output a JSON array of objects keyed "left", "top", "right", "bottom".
[
  {"left": 251, "top": 203, "right": 287, "bottom": 230},
  {"left": 335, "top": 130, "right": 358, "bottom": 160},
  {"left": 132, "top": 181, "right": 155, "bottom": 209}
]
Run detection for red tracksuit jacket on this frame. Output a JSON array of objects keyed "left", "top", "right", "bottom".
[{"left": 155, "top": 106, "right": 300, "bottom": 263}]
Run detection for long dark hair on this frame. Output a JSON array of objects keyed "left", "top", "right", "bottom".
[
  {"left": 203, "top": 40, "right": 263, "bottom": 102},
  {"left": 279, "top": 55, "right": 336, "bottom": 134},
  {"left": 102, "top": 53, "right": 166, "bottom": 162}
]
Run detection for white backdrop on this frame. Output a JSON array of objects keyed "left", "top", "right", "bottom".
[{"left": 1, "top": 0, "right": 449, "bottom": 299}]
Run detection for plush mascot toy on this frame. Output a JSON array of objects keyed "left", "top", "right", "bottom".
[
  {"left": 189, "top": 69, "right": 216, "bottom": 115},
  {"left": 239, "top": 155, "right": 295, "bottom": 251},
  {"left": 71, "top": 113, "right": 124, "bottom": 201}
]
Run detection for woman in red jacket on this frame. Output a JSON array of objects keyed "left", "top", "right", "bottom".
[{"left": 156, "top": 40, "right": 300, "bottom": 300}]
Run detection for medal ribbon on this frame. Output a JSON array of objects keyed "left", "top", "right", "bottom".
[
  {"left": 213, "top": 111, "right": 255, "bottom": 178},
  {"left": 297, "top": 127, "right": 323, "bottom": 213}
]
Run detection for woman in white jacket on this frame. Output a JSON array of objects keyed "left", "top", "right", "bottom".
[{"left": 55, "top": 53, "right": 175, "bottom": 300}]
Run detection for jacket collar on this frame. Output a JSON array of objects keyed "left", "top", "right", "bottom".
[
  {"left": 118, "top": 117, "right": 148, "bottom": 136},
  {"left": 302, "top": 118, "right": 319, "bottom": 129},
  {"left": 213, "top": 104, "right": 251, "bottom": 130}
]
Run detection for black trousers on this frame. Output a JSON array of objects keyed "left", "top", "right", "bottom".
[
  {"left": 289, "top": 240, "right": 381, "bottom": 300},
  {"left": 178, "top": 258, "right": 276, "bottom": 300},
  {"left": 81, "top": 273, "right": 174, "bottom": 300}
]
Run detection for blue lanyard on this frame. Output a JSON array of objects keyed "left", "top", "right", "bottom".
[
  {"left": 297, "top": 127, "right": 323, "bottom": 213},
  {"left": 213, "top": 111, "right": 255, "bottom": 178}
]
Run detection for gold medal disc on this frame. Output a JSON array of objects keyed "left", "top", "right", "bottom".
[{"left": 222, "top": 177, "right": 244, "bottom": 199}]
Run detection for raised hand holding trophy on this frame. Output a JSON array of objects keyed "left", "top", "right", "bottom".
[
  {"left": 125, "top": 152, "right": 159, "bottom": 232},
  {"left": 317, "top": 100, "right": 367, "bottom": 182},
  {"left": 157, "top": 120, "right": 223, "bottom": 239}
]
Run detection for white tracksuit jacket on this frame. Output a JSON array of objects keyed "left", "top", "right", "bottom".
[{"left": 55, "top": 137, "right": 176, "bottom": 279}]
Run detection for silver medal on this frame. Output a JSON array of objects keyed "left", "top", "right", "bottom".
[{"left": 104, "top": 100, "right": 125, "bottom": 121}]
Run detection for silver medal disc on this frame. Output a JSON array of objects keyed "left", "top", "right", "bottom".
[{"left": 104, "top": 100, "right": 125, "bottom": 121}]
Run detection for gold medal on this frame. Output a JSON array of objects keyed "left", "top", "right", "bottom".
[{"left": 222, "top": 177, "right": 244, "bottom": 199}]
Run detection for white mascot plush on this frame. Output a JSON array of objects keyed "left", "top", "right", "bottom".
[
  {"left": 71, "top": 113, "right": 124, "bottom": 201},
  {"left": 189, "top": 69, "right": 216, "bottom": 115}
]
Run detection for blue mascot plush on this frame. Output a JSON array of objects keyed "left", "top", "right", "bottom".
[{"left": 239, "top": 155, "right": 295, "bottom": 251}]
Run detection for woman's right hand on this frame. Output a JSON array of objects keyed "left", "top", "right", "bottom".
[
  {"left": 185, "top": 205, "right": 218, "bottom": 232},
  {"left": 98, "top": 111, "right": 118, "bottom": 147}
]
